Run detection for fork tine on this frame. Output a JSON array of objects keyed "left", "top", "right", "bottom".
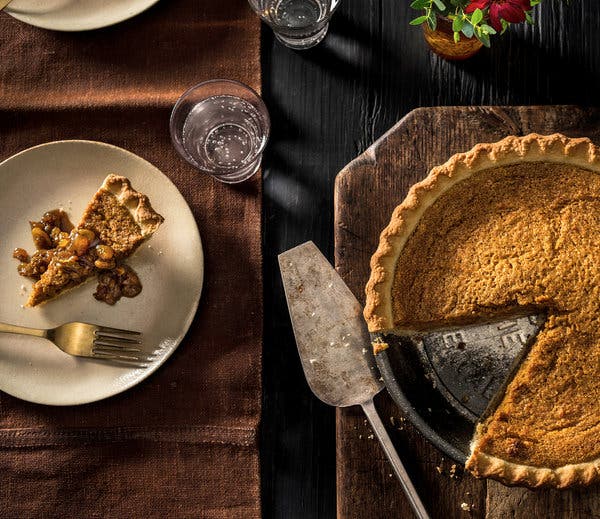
[
  {"left": 92, "top": 351, "right": 154, "bottom": 363},
  {"left": 95, "top": 326, "right": 142, "bottom": 337},
  {"left": 93, "top": 342, "right": 142, "bottom": 353},
  {"left": 94, "top": 335, "right": 142, "bottom": 345},
  {"left": 91, "top": 354, "right": 151, "bottom": 368}
]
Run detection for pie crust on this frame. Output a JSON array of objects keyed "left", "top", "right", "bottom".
[
  {"left": 27, "top": 174, "right": 163, "bottom": 307},
  {"left": 364, "top": 133, "right": 600, "bottom": 488}
]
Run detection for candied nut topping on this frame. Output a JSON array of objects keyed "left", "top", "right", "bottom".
[
  {"left": 94, "top": 264, "right": 142, "bottom": 305},
  {"left": 14, "top": 208, "right": 145, "bottom": 305}
]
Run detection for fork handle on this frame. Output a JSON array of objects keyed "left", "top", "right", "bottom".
[{"left": 0, "top": 322, "right": 48, "bottom": 338}]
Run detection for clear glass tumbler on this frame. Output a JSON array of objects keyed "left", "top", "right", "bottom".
[
  {"left": 248, "top": 0, "right": 341, "bottom": 50},
  {"left": 170, "top": 80, "right": 270, "bottom": 184}
]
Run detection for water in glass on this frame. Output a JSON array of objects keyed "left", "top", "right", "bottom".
[
  {"left": 249, "top": 0, "right": 339, "bottom": 49},
  {"left": 182, "top": 95, "right": 264, "bottom": 173},
  {"left": 271, "top": 0, "right": 322, "bottom": 28},
  {"left": 171, "top": 80, "right": 270, "bottom": 183}
]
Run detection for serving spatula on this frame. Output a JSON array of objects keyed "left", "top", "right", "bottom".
[{"left": 279, "top": 241, "right": 430, "bottom": 519}]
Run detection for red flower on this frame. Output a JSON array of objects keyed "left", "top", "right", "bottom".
[{"left": 465, "top": 0, "right": 532, "bottom": 32}]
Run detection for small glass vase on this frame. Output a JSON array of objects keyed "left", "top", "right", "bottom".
[{"left": 422, "top": 16, "right": 483, "bottom": 61}]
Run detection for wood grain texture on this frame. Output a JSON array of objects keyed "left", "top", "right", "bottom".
[
  {"left": 262, "top": 1, "right": 600, "bottom": 517},
  {"left": 334, "top": 106, "right": 600, "bottom": 519}
]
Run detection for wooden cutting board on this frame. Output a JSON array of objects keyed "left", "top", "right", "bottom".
[{"left": 333, "top": 106, "right": 600, "bottom": 519}]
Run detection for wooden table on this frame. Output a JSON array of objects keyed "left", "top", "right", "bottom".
[
  {"left": 261, "top": 2, "right": 600, "bottom": 518},
  {"left": 335, "top": 105, "right": 600, "bottom": 519}
]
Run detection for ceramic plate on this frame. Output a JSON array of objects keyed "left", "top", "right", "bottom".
[
  {"left": 0, "top": 140, "right": 203, "bottom": 405},
  {"left": 5, "top": 0, "right": 159, "bottom": 32}
]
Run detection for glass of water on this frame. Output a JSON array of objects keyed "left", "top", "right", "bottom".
[
  {"left": 170, "top": 80, "right": 270, "bottom": 184},
  {"left": 248, "top": 0, "right": 341, "bottom": 50}
]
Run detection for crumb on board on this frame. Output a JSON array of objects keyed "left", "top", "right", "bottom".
[
  {"left": 435, "top": 461, "right": 461, "bottom": 479},
  {"left": 371, "top": 339, "right": 389, "bottom": 355},
  {"left": 449, "top": 463, "right": 459, "bottom": 479},
  {"left": 392, "top": 415, "right": 406, "bottom": 431},
  {"left": 460, "top": 502, "right": 473, "bottom": 512}
]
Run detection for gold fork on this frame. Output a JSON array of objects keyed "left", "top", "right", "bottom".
[{"left": 0, "top": 321, "right": 151, "bottom": 366}]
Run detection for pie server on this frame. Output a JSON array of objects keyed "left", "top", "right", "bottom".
[{"left": 279, "top": 241, "right": 430, "bottom": 519}]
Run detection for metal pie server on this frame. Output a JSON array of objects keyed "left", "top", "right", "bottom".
[{"left": 279, "top": 241, "right": 430, "bottom": 519}]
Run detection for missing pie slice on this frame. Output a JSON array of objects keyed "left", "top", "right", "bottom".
[
  {"left": 26, "top": 174, "right": 164, "bottom": 307},
  {"left": 365, "top": 134, "right": 600, "bottom": 488}
]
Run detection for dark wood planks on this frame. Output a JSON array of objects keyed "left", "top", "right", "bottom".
[
  {"left": 262, "top": 1, "right": 600, "bottom": 517},
  {"left": 334, "top": 106, "right": 600, "bottom": 519}
]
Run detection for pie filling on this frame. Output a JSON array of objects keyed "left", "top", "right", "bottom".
[
  {"left": 390, "top": 162, "right": 600, "bottom": 472},
  {"left": 13, "top": 175, "right": 163, "bottom": 307}
]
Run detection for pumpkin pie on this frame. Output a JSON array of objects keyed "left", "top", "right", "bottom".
[
  {"left": 364, "top": 133, "right": 600, "bottom": 488},
  {"left": 25, "top": 174, "right": 163, "bottom": 307}
]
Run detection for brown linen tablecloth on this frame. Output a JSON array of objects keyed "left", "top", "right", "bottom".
[{"left": 0, "top": 2, "right": 262, "bottom": 517}]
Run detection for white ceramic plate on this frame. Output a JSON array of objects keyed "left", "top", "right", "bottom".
[
  {"left": 0, "top": 140, "right": 203, "bottom": 405},
  {"left": 5, "top": 0, "right": 159, "bottom": 32}
]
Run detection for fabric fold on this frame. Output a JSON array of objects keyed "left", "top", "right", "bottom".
[{"left": 0, "top": 0, "right": 262, "bottom": 517}]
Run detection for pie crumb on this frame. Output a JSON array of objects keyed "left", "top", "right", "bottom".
[
  {"left": 460, "top": 502, "right": 472, "bottom": 512},
  {"left": 371, "top": 340, "right": 389, "bottom": 355}
]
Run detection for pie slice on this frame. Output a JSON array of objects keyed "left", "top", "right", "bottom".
[
  {"left": 27, "top": 174, "right": 164, "bottom": 307},
  {"left": 364, "top": 134, "right": 600, "bottom": 488}
]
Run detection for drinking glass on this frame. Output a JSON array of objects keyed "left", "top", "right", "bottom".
[
  {"left": 170, "top": 80, "right": 270, "bottom": 184},
  {"left": 248, "top": 0, "right": 341, "bottom": 50}
]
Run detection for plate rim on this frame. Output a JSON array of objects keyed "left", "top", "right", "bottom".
[
  {"left": 0, "top": 139, "right": 204, "bottom": 406},
  {"left": 6, "top": 0, "right": 160, "bottom": 32}
]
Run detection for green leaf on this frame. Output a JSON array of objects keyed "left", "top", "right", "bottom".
[
  {"left": 453, "top": 31, "right": 460, "bottom": 43},
  {"left": 461, "top": 21, "right": 474, "bottom": 38},
  {"left": 427, "top": 11, "right": 437, "bottom": 30},
  {"left": 452, "top": 16, "right": 464, "bottom": 32},
  {"left": 480, "top": 24, "right": 497, "bottom": 34},
  {"left": 432, "top": 0, "right": 446, "bottom": 10},
  {"left": 477, "top": 32, "right": 491, "bottom": 47},
  {"left": 409, "top": 15, "right": 429, "bottom": 25},
  {"left": 410, "top": 0, "right": 430, "bottom": 9},
  {"left": 471, "top": 7, "right": 483, "bottom": 25}
]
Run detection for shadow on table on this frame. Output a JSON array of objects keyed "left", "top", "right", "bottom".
[{"left": 301, "top": 9, "right": 599, "bottom": 132}]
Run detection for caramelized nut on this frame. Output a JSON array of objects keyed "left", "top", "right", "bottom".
[
  {"left": 31, "top": 227, "right": 52, "bottom": 250},
  {"left": 71, "top": 235, "right": 90, "bottom": 256},
  {"left": 94, "top": 259, "right": 116, "bottom": 270},
  {"left": 95, "top": 244, "right": 114, "bottom": 260},
  {"left": 58, "top": 239, "right": 70, "bottom": 248},
  {"left": 13, "top": 248, "right": 30, "bottom": 262},
  {"left": 78, "top": 229, "right": 96, "bottom": 241}
]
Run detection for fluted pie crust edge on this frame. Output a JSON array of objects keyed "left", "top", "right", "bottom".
[{"left": 363, "top": 133, "right": 600, "bottom": 488}]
